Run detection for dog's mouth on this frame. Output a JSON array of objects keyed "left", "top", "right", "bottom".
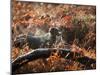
[
  {"left": 55, "top": 31, "right": 61, "bottom": 36},
  {"left": 58, "top": 31, "right": 62, "bottom": 36}
]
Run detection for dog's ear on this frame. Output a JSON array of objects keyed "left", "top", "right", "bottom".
[{"left": 49, "top": 27, "right": 54, "bottom": 34}]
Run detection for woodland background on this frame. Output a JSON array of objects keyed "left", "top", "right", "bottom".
[{"left": 11, "top": 0, "right": 96, "bottom": 74}]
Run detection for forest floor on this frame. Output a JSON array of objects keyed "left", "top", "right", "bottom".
[{"left": 11, "top": 0, "right": 96, "bottom": 74}]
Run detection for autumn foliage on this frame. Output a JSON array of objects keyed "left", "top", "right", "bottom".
[{"left": 12, "top": 0, "right": 96, "bottom": 74}]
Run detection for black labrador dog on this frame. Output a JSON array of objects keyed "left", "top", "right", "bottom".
[{"left": 14, "top": 27, "right": 61, "bottom": 49}]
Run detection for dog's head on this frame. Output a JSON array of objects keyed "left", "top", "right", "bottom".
[{"left": 49, "top": 27, "right": 61, "bottom": 36}]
